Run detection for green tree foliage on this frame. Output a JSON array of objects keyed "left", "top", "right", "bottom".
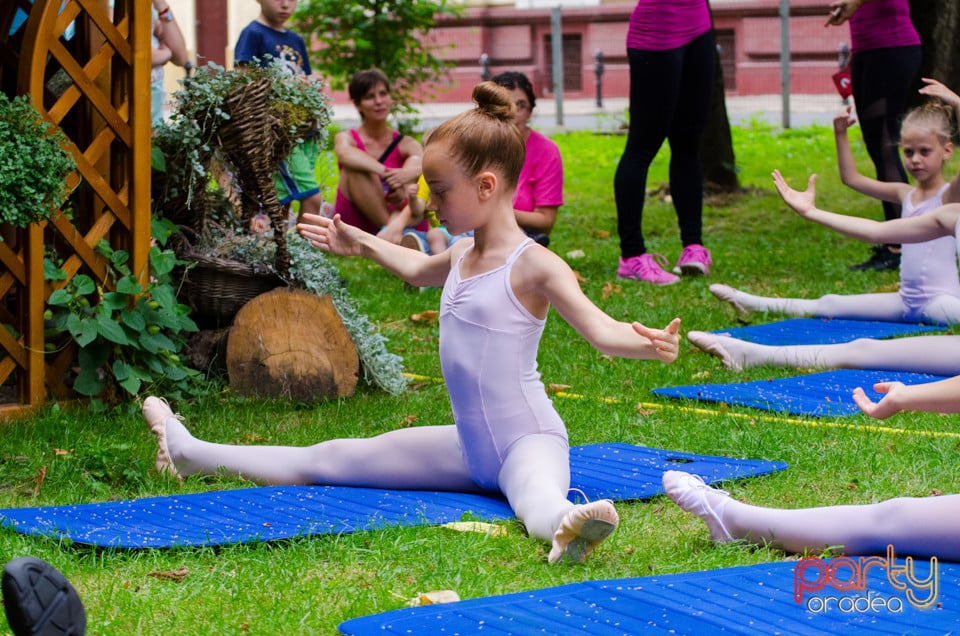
[{"left": 292, "top": 0, "right": 460, "bottom": 113}]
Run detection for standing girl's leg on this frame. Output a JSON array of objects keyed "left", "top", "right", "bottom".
[
  {"left": 687, "top": 333, "right": 960, "bottom": 375},
  {"left": 710, "top": 285, "right": 906, "bottom": 321},
  {"left": 498, "top": 434, "right": 618, "bottom": 563},
  {"left": 143, "top": 398, "right": 480, "bottom": 491},
  {"left": 669, "top": 30, "right": 714, "bottom": 249},
  {"left": 614, "top": 47, "right": 684, "bottom": 259},
  {"left": 664, "top": 471, "right": 960, "bottom": 560}
]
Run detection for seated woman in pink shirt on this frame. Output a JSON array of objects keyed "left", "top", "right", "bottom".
[{"left": 492, "top": 72, "right": 564, "bottom": 248}]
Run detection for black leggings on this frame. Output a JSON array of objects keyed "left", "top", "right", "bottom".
[
  {"left": 614, "top": 31, "right": 715, "bottom": 258},
  {"left": 850, "top": 45, "right": 921, "bottom": 223}
]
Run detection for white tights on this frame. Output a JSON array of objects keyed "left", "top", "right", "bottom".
[
  {"left": 162, "top": 419, "right": 574, "bottom": 542},
  {"left": 723, "top": 494, "right": 960, "bottom": 560},
  {"left": 712, "top": 285, "right": 960, "bottom": 325},
  {"left": 688, "top": 333, "right": 960, "bottom": 375}
]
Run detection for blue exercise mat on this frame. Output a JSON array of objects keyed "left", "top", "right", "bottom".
[
  {"left": 340, "top": 558, "right": 953, "bottom": 635},
  {"left": 652, "top": 369, "right": 952, "bottom": 417},
  {"left": 0, "top": 444, "right": 786, "bottom": 549},
  {"left": 711, "top": 317, "right": 943, "bottom": 346}
]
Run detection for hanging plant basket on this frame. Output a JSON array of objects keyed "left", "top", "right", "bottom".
[{"left": 180, "top": 250, "right": 284, "bottom": 329}]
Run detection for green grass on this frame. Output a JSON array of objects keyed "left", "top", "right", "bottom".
[{"left": 2, "top": 122, "right": 960, "bottom": 634}]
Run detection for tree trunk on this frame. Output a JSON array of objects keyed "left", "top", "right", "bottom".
[
  {"left": 226, "top": 289, "right": 359, "bottom": 402},
  {"left": 701, "top": 29, "right": 739, "bottom": 192}
]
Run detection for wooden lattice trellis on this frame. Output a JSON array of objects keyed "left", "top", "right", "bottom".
[{"left": 0, "top": 0, "right": 151, "bottom": 416}]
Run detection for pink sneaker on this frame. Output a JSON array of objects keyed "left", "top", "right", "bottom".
[
  {"left": 617, "top": 254, "right": 680, "bottom": 286},
  {"left": 673, "top": 244, "right": 712, "bottom": 276}
]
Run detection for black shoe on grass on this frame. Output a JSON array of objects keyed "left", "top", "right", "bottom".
[
  {"left": 2, "top": 557, "right": 86, "bottom": 636},
  {"left": 849, "top": 245, "right": 900, "bottom": 271}
]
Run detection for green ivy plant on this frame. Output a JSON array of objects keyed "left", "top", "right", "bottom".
[
  {"left": 0, "top": 93, "right": 75, "bottom": 230},
  {"left": 44, "top": 219, "right": 201, "bottom": 400}
]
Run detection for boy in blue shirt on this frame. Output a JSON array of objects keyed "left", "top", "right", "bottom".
[{"left": 235, "top": 0, "right": 324, "bottom": 222}]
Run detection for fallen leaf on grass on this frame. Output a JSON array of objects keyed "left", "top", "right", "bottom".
[
  {"left": 33, "top": 466, "right": 46, "bottom": 497},
  {"left": 566, "top": 249, "right": 585, "bottom": 259},
  {"left": 591, "top": 230, "right": 610, "bottom": 239},
  {"left": 636, "top": 405, "right": 656, "bottom": 416},
  {"left": 547, "top": 383, "right": 572, "bottom": 394},
  {"left": 409, "top": 310, "right": 439, "bottom": 323},
  {"left": 440, "top": 521, "right": 507, "bottom": 537},
  {"left": 406, "top": 590, "right": 461, "bottom": 607},
  {"left": 147, "top": 568, "right": 189, "bottom": 582},
  {"left": 601, "top": 282, "right": 622, "bottom": 299},
  {"left": 400, "top": 415, "right": 418, "bottom": 428},
  {"left": 53, "top": 448, "right": 71, "bottom": 456}
]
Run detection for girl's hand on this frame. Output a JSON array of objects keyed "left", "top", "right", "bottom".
[
  {"left": 298, "top": 213, "right": 364, "bottom": 256},
  {"left": 919, "top": 77, "right": 960, "bottom": 109},
  {"left": 852, "top": 381, "right": 905, "bottom": 420},
  {"left": 832, "top": 105, "right": 856, "bottom": 134},
  {"left": 772, "top": 170, "right": 818, "bottom": 217},
  {"left": 633, "top": 317, "right": 682, "bottom": 364}
]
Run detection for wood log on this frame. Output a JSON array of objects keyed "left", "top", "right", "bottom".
[{"left": 226, "top": 289, "right": 358, "bottom": 401}]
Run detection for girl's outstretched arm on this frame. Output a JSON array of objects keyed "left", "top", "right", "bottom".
[
  {"left": 515, "top": 248, "right": 681, "bottom": 362},
  {"left": 771, "top": 170, "right": 959, "bottom": 244},
  {"left": 853, "top": 375, "right": 960, "bottom": 419},
  {"left": 833, "top": 107, "right": 908, "bottom": 203},
  {"left": 298, "top": 213, "right": 452, "bottom": 287}
]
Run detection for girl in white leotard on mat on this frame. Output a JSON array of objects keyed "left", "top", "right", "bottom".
[
  {"left": 664, "top": 373, "right": 960, "bottom": 561},
  {"left": 143, "top": 82, "right": 682, "bottom": 565},
  {"left": 690, "top": 173, "right": 960, "bottom": 374},
  {"left": 710, "top": 87, "right": 960, "bottom": 325}
]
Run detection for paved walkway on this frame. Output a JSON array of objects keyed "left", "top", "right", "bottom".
[{"left": 330, "top": 94, "right": 843, "bottom": 132}]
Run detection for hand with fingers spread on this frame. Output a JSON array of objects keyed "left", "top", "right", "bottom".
[
  {"left": 297, "top": 213, "right": 365, "bottom": 257},
  {"left": 771, "top": 170, "right": 818, "bottom": 217}
]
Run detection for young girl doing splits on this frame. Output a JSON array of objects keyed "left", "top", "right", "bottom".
[{"left": 143, "top": 83, "right": 681, "bottom": 565}]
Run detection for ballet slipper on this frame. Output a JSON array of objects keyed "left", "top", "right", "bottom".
[
  {"left": 687, "top": 331, "right": 743, "bottom": 371},
  {"left": 548, "top": 499, "right": 619, "bottom": 564},
  {"left": 142, "top": 396, "right": 183, "bottom": 480},
  {"left": 709, "top": 283, "right": 750, "bottom": 318},
  {"left": 662, "top": 470, "right": 733, "bottom": 542}
]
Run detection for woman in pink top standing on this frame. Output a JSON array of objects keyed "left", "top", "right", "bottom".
[
  {"left": 614, "top": 0, "right": 715, "bottom": 286},
  {"left": 827, "top": 0, "right": 922, "bottom": 272}
]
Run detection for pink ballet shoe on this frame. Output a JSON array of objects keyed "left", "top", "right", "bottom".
[
  {"left": 709, "top": 283, "right": 750, "bottom": 318},
  {"left": 662, "top": 470, "right": 733, "bottom": 542},
  {"left": 686, "top": 331, "right": 742, "bottom": 371},
  {"left": 548, "top": 499, "right": 619, "bottom": 564},
  {"left": 142, "top": 396, "right": 182, "bottom": 480}
]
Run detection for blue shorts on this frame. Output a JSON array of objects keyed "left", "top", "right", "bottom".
[{"left": 275, "top": 139, "right": 320, "bottom": 205}]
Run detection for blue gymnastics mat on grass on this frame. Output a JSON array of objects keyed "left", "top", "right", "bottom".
[
  {"left": 652, "top": 369, "right": 952, "bottom": 417},
  {"left": 0, "top": 443, "right": 786, "bottom": 549},
  {"left": 339, "top": 559, "right": 954, "bottom": 635},
  {"left": 711, "top": 317, "right": 943, "bottom": 346}
]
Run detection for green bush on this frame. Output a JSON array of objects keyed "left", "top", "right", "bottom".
[{"left": 0, "top": 93, "right": 75, "bottom": 230}]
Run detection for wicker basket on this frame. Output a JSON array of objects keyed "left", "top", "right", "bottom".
[{"left": 183, "top": 252, "right": 284, "bottom": 328}]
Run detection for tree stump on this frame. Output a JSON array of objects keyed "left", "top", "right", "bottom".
[{"left": 226, "top": 288, "right": 359, "bottom": 401}]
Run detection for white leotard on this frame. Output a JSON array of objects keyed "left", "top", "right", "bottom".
[
  {"left": 899, "top": 184, "right": 960, "bottom": 320},
  {"left": 439, "top": 239, "right": 568, "bottom": 489}
]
